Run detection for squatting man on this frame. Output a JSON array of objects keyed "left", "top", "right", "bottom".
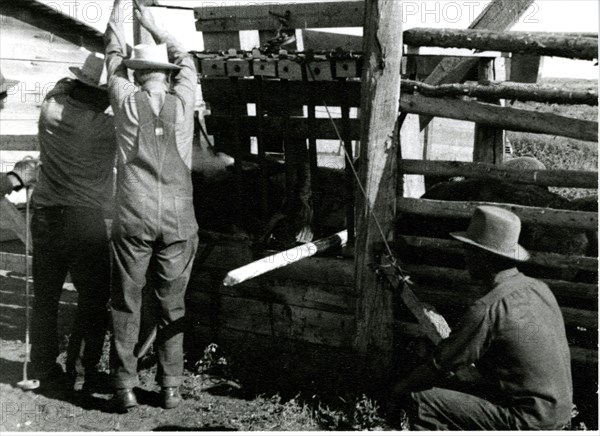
[{"left": 388, "top": 206, "right": 573, "bottom": 430}]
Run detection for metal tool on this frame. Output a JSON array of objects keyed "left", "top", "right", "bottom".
[{"left": 17, "top": 187, "right": 40, "bottom": 391}]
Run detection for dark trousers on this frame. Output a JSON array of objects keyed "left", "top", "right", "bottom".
[
  {"left": 409, "top": 387, "right": 523, "bottom": 430},
  {"left": 110, "top": 234, "right": 198, "bottom": 389},
  {"left": 30, "top": 206, "right": 110, "bottom": 378}
]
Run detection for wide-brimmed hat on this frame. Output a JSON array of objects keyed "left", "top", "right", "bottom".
[
  {"left": 502, "top": 157, "right": 546, "bottom": 171},
  {"left": 0, "top": 71, "right": 19, "bottom": 94},
  {"left": 123, "top": 44, "right": 181, "bottom": 70},
  {"left": 69, "top": 53, "right": 107, "bottom": 89},
  {"left": 451, "top": 206, "right": 530, "bottom": 261}
]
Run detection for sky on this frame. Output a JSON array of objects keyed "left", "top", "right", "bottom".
[{"left": 34, "top": 0, "right": 600, "bottom": 79}]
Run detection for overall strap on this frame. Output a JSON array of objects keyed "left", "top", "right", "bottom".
[
  {"left": 159, "top": 93, "right": 178, "bottom": 124},
  {"left": 134, "top": 91, "right": 156, "bottom": 125}
]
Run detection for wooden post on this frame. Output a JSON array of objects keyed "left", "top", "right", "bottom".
[
  {"left": 473, "top": 58, "right": 505, "bottom": 164},
  {"left": 354, "top": 0, "right": 402, "bottom": 380}
]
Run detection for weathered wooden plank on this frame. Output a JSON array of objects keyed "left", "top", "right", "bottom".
[
  {"left": 189, "top": 273, "right": 356, "bottom": 315},
  {"left": 409, "top": 284, "right": 597, "bottom": 330},
  {"left": 202, "top": 31, "right": 240, "bottom": 51},
  {"left": 379, "top": 256, "right": 451, "bottom": 344},
  {"left": 509, "top": 54, "right": 542, "bottom": 83},
  {"left": 195, "top": 242, "right": 356, "bottom": 287},
  {"left": 398, "top": 159, "right": 598, "bottom": 189},
  {"left": 396, "top": 322, "right": 597, "bottom": 367},
  {"left": 398, "top": 235, "right": 598, "bottom": 272},
  {"left": 399, "top": 114, "right": 426, "bottom": 198},
  {"left": 200, "top": 78, "right": 362, "bottom": 108},
  {"left": 302, "top": 29, "right": 363, "bottom": 52},
  {"left": 402, "top": 264, "right": 598, "bottom": 310},
  {"left": 0, "top": 252, "right": 30, "bottom": 275},
  {"left": 0, "top": 136, "right": 39, "bottom": 152},
  {"left": 404, "top": 28, "right": 598, "bottom": 61},
  {"left": 401, "top": 79, "right": 598, "bottom": 106},
  {"left": 401, "top": 94, "right": 598, "bottom": 142},
  {"left": 188, "top": 292, "right": 355, "bottom": 348},
  {"left": 0, "top": 199, "right": 27, "bottom": 246},
  {"left": 223, "top": 231, "right": 348, "bottom": 286},
  {"left": 205, "top": 116, "right": 362, "bottom": 141},
  {"left": 419, "top": 0, "right": 536, "bottom": 130},
  {"left": 195, "top": 1, "right": 365, "bottom": 32},
  {"left": 0, "top": 1, "right": 104, "bottom": 53},
  {"left": 473, "top": 58, "right": 504, "bottom": 164},
  {"left": 354, "top": 0, "right": 402, "bottom": 375},
  {"left": 397, "top": 198, "right": 598, "bottom": 231}
]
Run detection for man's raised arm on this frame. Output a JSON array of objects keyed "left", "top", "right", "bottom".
[
  {"left": 105, "top": 0, "right": 134, "bottom": 109},
  {"left": 133, "top": 1, "right": 196, "bottom": 105}
]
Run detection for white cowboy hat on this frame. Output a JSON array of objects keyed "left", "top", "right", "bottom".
[
  {"left": 0, "top": 71, "right": 19, "bottom": 94},
  {"left": 451, "top": 206, "right": 530, "bottom": 262},
  {"left": 123, "top": 44, "right": 181, "bottom": 70},
  {"left": 69, "top": 53, "right": 107, "bottom": 89}
]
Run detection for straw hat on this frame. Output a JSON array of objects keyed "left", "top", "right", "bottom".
[
  {"left": 0, "top": 71, "right": 19, "bottom": 94},
  {"left": 123, "top": 44, "right": 181, "bottom": 70},
  {"left": 502, "top": 157, "right": 546, "bottom": 171},
  {"left": 69, "top": 53, "right": 107, "bottom": 89},
  {"left": 451, "top": 206, "right": 530, "bottom": 261}
]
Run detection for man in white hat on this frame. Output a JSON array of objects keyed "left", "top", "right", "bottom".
[
  {"left": 20, "top": 53, "right": 117, "bottom": 393},
  {"left": 105, "top": 0, "right": 198, "bottom": 411},
  {"left": 389, "top": 206, "right": 573, "bottom": 430}
]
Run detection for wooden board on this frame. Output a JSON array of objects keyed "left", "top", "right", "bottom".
[
  {"left": 0, "top": 199, "right": 27, "bottom": 246},
  {"left": 195, "top": 241, "right": 355, "bottom": 287},
  {"left": 397, "top": 198, "right": 598, "bottom": 231},
  {"left": 404, "top": 28, "right": 598, "bottom": 61},
  {"left": 195, "top": 1, "right": 365, "bottom": 32},
  {"left": 402, "top": 264, "right": 598, "bottom": 310},
  {"left": 401, "top": 94, "right": 598, "bottom": 142},
  {"left": 205, "top": 116, "right": 361, "bottom": 141},
  {"left": 301, "top": 29, "right": 363, "bottom": 52},
  {"left": 398, "top": 235, "right": 598, "bottom": 272},
  {"left": 188, "top": 292, "right": 354, "bottom": 348},
  {"left": 398, "top": 159, "right": 598, "bottom": 189},
  {"left": 189, "top": 271, "right": 356, "bottom": 315},
  {"left": 0, "top": 136, "right": 39, "bottom": 152},
  {"left": 200, "top": 78, "right": 362, "bottom": 108}
]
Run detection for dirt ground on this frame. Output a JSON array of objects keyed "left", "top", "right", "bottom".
[{"left": 0, "top": 270, "right": 327, "bottom": 432}]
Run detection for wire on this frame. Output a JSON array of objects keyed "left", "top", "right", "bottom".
[{"left": 305, "top": 66, "right": 407, "bottom": 280}]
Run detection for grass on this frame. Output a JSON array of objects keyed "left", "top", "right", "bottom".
[
  {"left": 506, "top": 78, "right": 598, "bottom": 200},
  {"left": 178, "top": 343, "right": 394, "bottom": 431}
]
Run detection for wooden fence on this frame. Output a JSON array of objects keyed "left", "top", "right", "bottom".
[{"left": 187, "top": 0, "right": 598, "bottom": 380}]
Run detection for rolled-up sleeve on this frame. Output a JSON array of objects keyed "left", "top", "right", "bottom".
[{"left": 433, "top": 303, "right": 493, "bottom": 373}]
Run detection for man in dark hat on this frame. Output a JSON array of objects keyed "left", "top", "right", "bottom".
[
  {"left": 389, "top": 206, "right": 573, "bottom": 430},
  {"left": 105, "top": 0, "right": 198, "bottom": 411},
  {"left": 4, "top": 53, "right": 117, "bottom": 393}
]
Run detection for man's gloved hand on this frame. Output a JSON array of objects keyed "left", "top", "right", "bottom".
[{"left": 8, "top": 157, "right": 38, "bottom": 190}]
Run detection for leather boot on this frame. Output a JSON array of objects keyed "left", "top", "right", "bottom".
[
  {"left": 160, "top": 387, "right": 181, "bottom": 409},
  {"left": 111, "top": 388, "right": 138, "bottom": 412}
]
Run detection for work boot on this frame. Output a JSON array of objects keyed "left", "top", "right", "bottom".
[
  {"left": 160, "top": 387, "right": 181, "bottom": 409},
  {"left": 111, "top": 388, "right": 138, "bottom": 412}
]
